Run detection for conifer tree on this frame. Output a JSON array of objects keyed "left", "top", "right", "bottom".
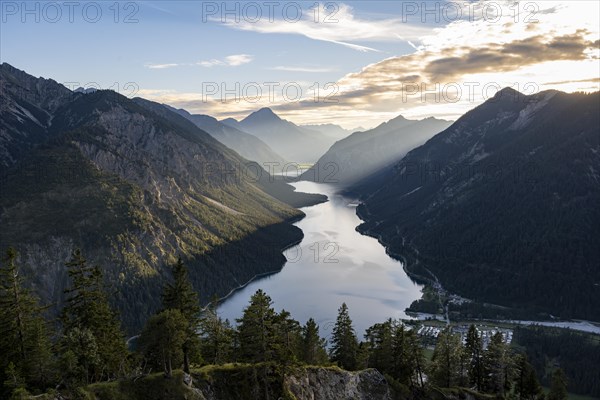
[
  {"left": 138, "top": 309, "right": 188, "bottom": 378},
  {"left": 162, "top": 257, "right": 201, "bottom": 373},
  {"left": 465, "top": 325, "right": 484, "bottom": 391},
  {"left": 236, "top": 289, "right": 278, "bottom": 363},
  {"left": 403, "top": 328, "right": 426, "bottom": 389},
  {"left": 483, "top": 332, "right": 512, "bottom": 395},
  {"left": 329, "top": 303, "right": 359, "bottom": 370},
  {"left": 365, "top": 319, "right": 394, "bottom": 374},
  {"left": 273, "top": 309, "right": 301, "bottom": 364},
  {"left": 514, "top": 354, "right": 543, "bottom": 400},
  {"left": 61, "top": 249, "right": 127, "bottom": 382},
  {"left": 0, "top": 248, "right": 53, "bottom": 394},
  {"left": 200, "top": 296, "right": 234, "bottom": 365},
  {"left": 548, "top": 368, "right": 568, "bottom": 400},
  {"left": 429, "top": 327, "right": 464, "bottom": 388},
  {"left": 300, "top": 318, "right": 328, "bottom": 365}
]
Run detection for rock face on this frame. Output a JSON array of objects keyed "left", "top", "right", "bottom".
[
  {"left": 0, "top": 62, "right": 73, "bottom": 167},
  {"left": 285, "top": 368, "right": 392, "bottom": 400},
  {"left": 82, "top": 367, "right": 394, "bottom": 400}
]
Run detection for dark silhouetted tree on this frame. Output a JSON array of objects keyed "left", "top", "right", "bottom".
[
  {"left": 330, "top": 303, "right": 359, "bottom": 370},
  {"left": 138, "top": 309, "right": 188, "bottom": 378},
  {"left": 162, "top": 257, "right": 202, "bottom": 373},
  {"left": 61, "top": 249, "right": 128, "bottom": 383},
  {"left": 300, "top": 318, "right": 328, "bottom": 365}
]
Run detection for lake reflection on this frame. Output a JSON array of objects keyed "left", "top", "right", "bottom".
[{"left": 218, "top": 181, "right": 423, "bottom": 338}]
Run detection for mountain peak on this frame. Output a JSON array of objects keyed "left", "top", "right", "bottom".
[
  {"left": 493, "top": 86, "right": 525, "bottom": 100},
  {"left": 243, "top": 107, "right": 282, "bottom": 124}
]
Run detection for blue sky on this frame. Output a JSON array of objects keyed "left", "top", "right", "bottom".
[{"left": 2, "top": 1, "right": 599, "bottom": 128}]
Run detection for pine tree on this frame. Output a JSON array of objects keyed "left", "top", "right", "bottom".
[
  {"left": 61, "top": 249, "right": 128, "bottom": 382},
  {"left": 273, "top": 309, "right": 301, "bottom": 364},
  {"left": 465, "top": 325, "right": 484, "bottom": 391},
  {"left": 514, "top": 353, "right": 543, "bottom": 400},
  {"left": 365, "top": 319, "right": 394, "bottom": 374},
  {"left": 483, "top": 331, "right": 512, "bottom": 395},
  {"left": 0, "top": 248, "right": 54, "bottom": 394},
  {"left": 162, "top": 257, "right": 202, "bottom": 373},
  {"left": 138, "top": 309, "right": 188, "bottom": 378},
  {"left": 61, "top": 327, "right": 100, "bottom": 385},
  {"left": 200, "top": 296, "right": 234, "bottom": 365},
  {"left": 329, "top": 303, "right": 359, "bottom": 370},
  {"left": 548, "top": 368, "right": 568, "bottom": 400},
  {"left": 300, "top": 318, "right": 328, "bottom": 365},
  {"left": 403, "top": 328, "right": 426, "bottom": 389},
  {"left": 236, "top": 289, "right": 278, "bottom": 363},
  {"left": 429, "top": 327, "right": 464, "bottom": 388}
]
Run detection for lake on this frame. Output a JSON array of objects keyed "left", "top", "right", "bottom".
[{"left": 218, "top": 181, "right": 423, "bottom": 339}]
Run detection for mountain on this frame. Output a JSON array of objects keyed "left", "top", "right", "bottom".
[
  {"left": 300, "top": 123, "right": 356, "bottom": 141},
  {"left": 355, "top": 88, "right": 600, "bottom": 320},
  {"left": 165, "top": 106, "right": 287, "bottom": 169},
  {"left": 299, "top": 115, "right": 452, "bottom": 186},
  {"left": 0, "top": 63, "right": 323, "bottom": 332},
  {"left": 0, "top": 62, "right": 73, "bottom": 167},
  {"left": 222, "top": 108, "right": 337, "bottom": 163}
]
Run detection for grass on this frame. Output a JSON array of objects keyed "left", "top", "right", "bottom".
[
  {"left": 541, "top": 387, "right": 599, "bottom": 400},
  {"left": 85, "top": 371, "right": 203, "bottom": 400}
]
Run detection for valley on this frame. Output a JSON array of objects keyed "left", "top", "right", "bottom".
[{"left": 1, "top": 3, "right": 599, "bottom": 394}]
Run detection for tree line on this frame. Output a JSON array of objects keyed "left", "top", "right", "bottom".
[{"left": 0, "top": 248, "right": 571, "bottom": 399}]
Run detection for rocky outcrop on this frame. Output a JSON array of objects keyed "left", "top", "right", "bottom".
[
  {"left": 83, "top": 366, "right": 393, "bottom": 400},
  {"left": 285, "top": 367, "right": 392, "bottom": 400}
]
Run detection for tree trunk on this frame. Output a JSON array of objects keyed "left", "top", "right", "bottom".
[{"left": 183, "top": 346, "right": 190, "bottom": 374}]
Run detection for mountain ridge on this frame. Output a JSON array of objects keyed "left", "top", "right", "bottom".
[
  {"left": 0, "top": 64, "right": 322, "bottom": 332},
  {"left": 221, "top": 107, "right": 340, "bottom": 163},
  {"left": 354, "top": 88, "right": 600, "bottom": 320},
  {"left": 300, "top": 114, "right": 452, "bottom": 186}
]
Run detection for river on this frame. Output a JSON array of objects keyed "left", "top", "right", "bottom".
[{"left": 218, "top": 181, "right": 424, "bottom": 338}]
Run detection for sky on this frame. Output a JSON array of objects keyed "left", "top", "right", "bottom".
[{"left": 1, "top": 1, "right": 599, "bottom": 128}]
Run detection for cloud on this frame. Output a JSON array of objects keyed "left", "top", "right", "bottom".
[
  {"left": 543, "top": 77, "right": 600, "bottom": 85},
  {"left": 225, "top": 54, "right": 253, "bottom": 66},
  {"left": 145, "top": 55, "right": 254, "bottom": 69},
  {"left": 145, "top": 63, "right": 180, "bottom": 69},
  {"left": 198, "top": 54, "right": 253, "bottom": 67},
  {"left": 423, "top": 30, "right": 597, "bottom": 81},
  {"left": 140, "top": 1, "right": 599, "bottom": 127},
  {"left": 215, "top": 3, "right": 430, "bottom": 52},
  {"left": 311, "top": 1, "right": 600, "bottom": 118},
  {"left": 270, "top": 66, "right": 338, "bottom": 73}
]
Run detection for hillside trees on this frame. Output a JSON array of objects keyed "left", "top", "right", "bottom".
[
  {"left": 60, "top": 249, "right": 129, "bottom": 384},
  {"left": 0, "top": 248, "right": 54, "bottom": 397}
]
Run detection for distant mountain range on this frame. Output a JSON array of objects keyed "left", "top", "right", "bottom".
[
  {"left": 300, "top": 123, "right": 365, "bottom": 141},
  {"left": 222, "top": 108, "right": 339, "bottom": 163},
  {"left": 165, "top": 106, "right": 287, "bottom": 169},
  {"left": 355, "top": 88, "right": 600, "bottom": 320},
  {"left": 300, "top": 115, "right": 452, "bottom": 186},
  {"left": 0, "top": 63, "right": 324, "bottom": 332}
]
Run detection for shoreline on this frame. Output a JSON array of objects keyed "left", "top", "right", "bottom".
[
  {"left": 206, "top": 191, "right": 320, "bottom": 311},
  {"left": 354, "top": 203, "right": 600, "bottom": 333},
  {"left": 206, "top": 235, "right": 305, "bottom": 310}
]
